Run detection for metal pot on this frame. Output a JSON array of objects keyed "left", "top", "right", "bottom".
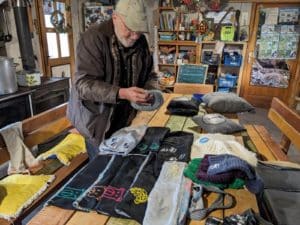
[{"left": 0, "top": 57, "right": 18, "bottom": 95}]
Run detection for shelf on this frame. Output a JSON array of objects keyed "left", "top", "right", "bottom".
[
  {"left": 158, "top": 63, "right": 178, "bottom": 66},
  {"left": 158, "top": 40, "right": 197, "bottom": 46},
  {"left": 220, "top": 64, "right": 242, "bottom": 67},
  {"left": 201, "top": 41, "right": 247, "bottom": 45},
  {"left": 159, "top": 83, "right": 175, "bottom": 88},
  {"left": 159, "top": 30, "right": 177, "bottom": 32}
]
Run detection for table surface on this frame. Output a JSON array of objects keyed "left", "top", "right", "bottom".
[{"left": 27, "top": 93, "right": 259, "bottom": 225}]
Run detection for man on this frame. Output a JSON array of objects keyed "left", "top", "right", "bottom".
[{"left": 67, "top": 0, "right": 156, "bottom": 159}]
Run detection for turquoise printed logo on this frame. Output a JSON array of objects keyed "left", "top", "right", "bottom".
[{"left": 199, "top": 137, "right": 209, "bottom": 143}]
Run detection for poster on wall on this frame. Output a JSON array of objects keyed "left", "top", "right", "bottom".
[
  {"left": 250, "top": 59, "right": 290, "bottom": 88},
  {"left": 83, "top": 3, "right": 113, "bottom": 31},
  {"left": 258, "top": 24, "right": 300, "bottom": 59},
  {"left": 257, "top": 7, "right": 300, "bottom": 60},
  {"left": 278, "top": 8, "right": 299, "bottom": 25}
]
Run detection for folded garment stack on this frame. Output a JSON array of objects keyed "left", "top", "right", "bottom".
[
  {"left": 167, "top": 96, "right": 200, "bottom": 116},
  {"left": 46, "top": 126, "right": 194, "bottom": 224}
]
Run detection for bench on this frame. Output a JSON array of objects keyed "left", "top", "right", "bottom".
[
  {"left": 245, "top": 97, "right": 300, "bottom": 162},
  {"left": 0, "top": 103, "right": 88, "bottom": 225}
]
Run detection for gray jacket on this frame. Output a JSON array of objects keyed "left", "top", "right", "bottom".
[{"left": 67, "top": 20, "right": 154, "bottom": 147}]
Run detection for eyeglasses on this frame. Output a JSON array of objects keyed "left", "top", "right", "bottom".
[{"left": 117, "top": 14, "right": 142, "bottom": 37}]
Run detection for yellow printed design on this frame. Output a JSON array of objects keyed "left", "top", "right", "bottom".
[{"left": 130, "top": 187, "right": 148, "bottom": 204}]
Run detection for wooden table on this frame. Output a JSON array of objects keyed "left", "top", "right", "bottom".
[{"left": 27, "top": 94, "right": 259, "bottom": 225}]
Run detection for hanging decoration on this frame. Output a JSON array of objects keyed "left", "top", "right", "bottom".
[
  {"left": 181, "top": 0, "right": 228, "bottom": 13},
  {"left": 50, "top": 10, "right": 71, "bottom": 33}
]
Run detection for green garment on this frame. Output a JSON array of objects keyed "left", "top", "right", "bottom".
[{"left": 184, "top": 158, "right": 245, "bottom": 189}]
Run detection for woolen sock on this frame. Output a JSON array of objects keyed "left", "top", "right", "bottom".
[
  {"left": 115, "top": 153, "right": 160, "bottom": 223},
  {"left": 130, "top": 127, "right": 170, "bottom": 154},
  {"left": 47, "top": 154, "right": 114, "bottom": 209},
  {"left": 95, "top": 155, "right": 147, "bottom": 217}
]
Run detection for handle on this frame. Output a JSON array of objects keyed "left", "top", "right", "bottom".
[
  {"left": 248, "top": 51, "right": 254, "bottom": 64},
  {"left": 2, "top": 9, "right": 12, "bottom": 42}
]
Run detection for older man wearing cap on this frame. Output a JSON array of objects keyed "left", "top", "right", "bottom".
[{"left": 67, "top": 0, "right": 158, "bottom": 159}]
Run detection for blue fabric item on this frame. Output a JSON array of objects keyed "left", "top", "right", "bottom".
[{"left": 207, "top": 154, "right": 263, "bottom": 194}]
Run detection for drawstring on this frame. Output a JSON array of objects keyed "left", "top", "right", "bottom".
[{"left": 189, "top": 184, "right": 236, "bottom": 220}]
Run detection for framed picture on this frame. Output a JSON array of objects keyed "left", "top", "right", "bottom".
[
  {"left": 83, "top": 3, "right": 114, "bottom": 31},
  {"left": 177, "top": 64, "right": 208, "bottom": 84}
]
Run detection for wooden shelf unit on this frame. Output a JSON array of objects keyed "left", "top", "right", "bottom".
[{"left": 157, "top": 4, "right": 247, "bottom": 94}]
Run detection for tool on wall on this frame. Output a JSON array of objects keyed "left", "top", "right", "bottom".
[{"left": 2, "top": 9, "right": 12, "bottom": 42}]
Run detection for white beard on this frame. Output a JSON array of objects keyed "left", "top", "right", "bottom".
[{"left": 114, "top": 27, "right": 136, "bottom": 48}]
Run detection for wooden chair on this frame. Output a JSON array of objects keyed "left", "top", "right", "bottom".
[
  {"left": 173, "top": 83, "right": 214, "bottom": 94},
  {"left": 268, "top": 97, "right": 300, "bottom": 154},
  {"left": 245, "top": 97, "right": 300, "bottom": 162}
]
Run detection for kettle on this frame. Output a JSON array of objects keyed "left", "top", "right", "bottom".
[{"left": 0, "top": 57, "right": 18, "bottom": 95}]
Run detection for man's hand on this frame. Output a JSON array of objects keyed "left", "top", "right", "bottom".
[{"left": 118, "top": 87, "right": 151, "bottom": 103}]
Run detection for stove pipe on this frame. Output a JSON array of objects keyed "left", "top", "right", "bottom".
[{"left": 12, "top": 0, "right": 35, "bottom": 71}]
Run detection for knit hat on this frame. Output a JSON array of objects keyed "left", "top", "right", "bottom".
[
  {"left": 197, "top": 155, "right": 245, "bottom": 184},
  {"left": 207, "top": 154, "right": 264, "bottom": 194},
  {"left": 131, "top": 90, "right": 164, "bottom": 111},
  {"left": 115, "top": 0, "right": 148, "bottom": 33}
]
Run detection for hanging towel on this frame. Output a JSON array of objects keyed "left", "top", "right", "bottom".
[
  {"left": 0, "top": 122, "right": 40, "bottom": 174},
  {"left": 0, "top": 174, "right": 55, "bottom": 221},
  {"left": 37, "top": 133, "right": 86, "bottom": 165}
]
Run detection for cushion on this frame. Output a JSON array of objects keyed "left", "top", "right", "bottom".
[
  {"left": 192, "top": 113, "right": 245, "bottom": 134},
  {"left": 0, "top": 174, "right": 55, "bottom": 220},
  {"left": 131, "top": 90, "right": 164, "bottom": 111},
  {"left": 167, "top": 96, "right": 199, "bottom": 116},
  {"left": 202, "top": 92, "right": 255, "bottom": 113},
  {"left": 37, "top": 133, "right": 86, "bottom": 165}
]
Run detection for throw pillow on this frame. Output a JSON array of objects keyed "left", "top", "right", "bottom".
[
  {"left": 192, "top": 113, "right": 245, "bottom": 134},
  {"left": 202, "top": 92, "right": 255, "bottom": 113}
]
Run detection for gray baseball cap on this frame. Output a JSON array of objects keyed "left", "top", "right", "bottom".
[{"left": 115, "top": 0, "right": 148, "bottom": 33}]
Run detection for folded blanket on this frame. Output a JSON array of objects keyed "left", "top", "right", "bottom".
[
  {"left": 0, "top": 122, "right": 40, "bottom": 174},
  {"left": 38, "top": 133, "right": 86, "bottom": 165},
  {"left": 0, "top": 174, "right": 55, "bottom": 221}
]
